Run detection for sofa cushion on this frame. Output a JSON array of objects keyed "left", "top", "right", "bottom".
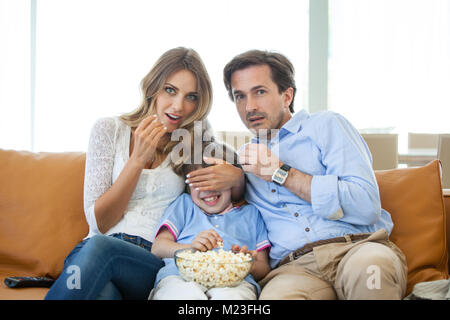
[
  {"left": 375, "top": 160, "right": 449, "bottom": 295},
  {"left": 0, "top": 149, "right": 88, "bottom": 284}
]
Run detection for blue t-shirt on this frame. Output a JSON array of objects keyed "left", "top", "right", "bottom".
[{"left": 153, "top": 193, "right": 271, "bottom": 293}]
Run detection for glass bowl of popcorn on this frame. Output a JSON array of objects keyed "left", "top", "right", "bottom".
[{"left": 174, "top": 247, "right": 253, "bottom": 289}]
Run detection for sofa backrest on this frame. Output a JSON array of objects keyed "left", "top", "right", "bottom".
[
  {"left": 0, "top": 150, "right": 88, "bottom": 279},
  {"left": 375, "top": 160, "right": 449, "bottom": 295},
  {"left": 0, "top": 148, "right": 448, "bottom": 296}
]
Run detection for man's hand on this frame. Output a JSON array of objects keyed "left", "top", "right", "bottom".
[
  {"left": 185, "top": 157, "right": 244, "bottom": 192},
  {"left": 238, "top": 143, "right": 281, "bottom": 181}
]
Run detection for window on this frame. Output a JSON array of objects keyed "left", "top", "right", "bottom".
[
  {"left": 329, "top": 0, "right": 450, "bottom": 151},
  {"left": 4, "top": 0, "right": 309, "bottom": 152},
  {"left": 0, "top": 0, "right": 31, "bottom": 150}
]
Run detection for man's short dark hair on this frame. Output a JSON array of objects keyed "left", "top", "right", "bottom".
[{"left": 223, "top": 50, "right": 297, "bottom": 113}]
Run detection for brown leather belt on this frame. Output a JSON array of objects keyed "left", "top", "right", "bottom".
[{"left": 278, "top": 233, "right": 372, "bottom": 267}]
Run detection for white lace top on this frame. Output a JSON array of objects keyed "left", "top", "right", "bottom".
[{"left": 83, "top": 117, "right": 186, "bottom": 242}]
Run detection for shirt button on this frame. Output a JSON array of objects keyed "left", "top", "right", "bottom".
[
  {"left": 305, "top": 227, "right": 310, "bottom": 232},
  {"left": 294, "top": 212, "right": 299, "bottom": 217},
  {"left": 215, "top": 225, "right": 219, "bottom": 228},
  {"left": 271, "top": 189, "right": 276, "bottom": 193}
]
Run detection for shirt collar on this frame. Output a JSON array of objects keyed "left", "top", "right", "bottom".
[
  {"left": 281, "top": 109, "right": 309, "bottom": 134},
  {"left": 250, "top": 109, "right": 309, "bottom": 144}
]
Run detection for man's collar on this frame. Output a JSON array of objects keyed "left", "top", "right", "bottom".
[
  {"left": 250, "top": 109, "right": 309, "bottom": 144},
  {"left": 281, "top": 109, "right": 309, "bottom": 134}
]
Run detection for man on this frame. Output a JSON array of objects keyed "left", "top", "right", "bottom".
[{"left": 187, "top": 50, "right": 407, "bottom": 299}]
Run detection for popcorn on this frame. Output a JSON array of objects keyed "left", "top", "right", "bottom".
[{"left": 175, "top": 248, "right": 253, "bottom": 288}]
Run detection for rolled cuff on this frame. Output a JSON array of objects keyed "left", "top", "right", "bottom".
[{"left": 311, "top": 175, "right": 344, "bottom": 220}]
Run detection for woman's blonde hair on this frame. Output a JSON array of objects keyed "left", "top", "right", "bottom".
[{"left": 120, "top": 47, "right": 213, "bottom": 174}]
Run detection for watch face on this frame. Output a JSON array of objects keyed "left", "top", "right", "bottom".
[{"left": 273, "top": 168, "right": 288, "bottom": 184}]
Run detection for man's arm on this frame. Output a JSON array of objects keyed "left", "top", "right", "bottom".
[
  {"left": 282, "top": 166, "right": 312, "bottom": 203},
  {"left": 239, "top": 121, "right": 382, "bottom": 226}
]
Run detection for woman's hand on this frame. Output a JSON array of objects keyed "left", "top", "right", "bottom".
[
  {"left": 192, "top": 229, "right": 222, "bottom": 252},
  {"left": 185, "top": 157, "right": 244, "bottom": 192},
  {"left": 130, "top": 115, "right": 167, "bottom": 168}
]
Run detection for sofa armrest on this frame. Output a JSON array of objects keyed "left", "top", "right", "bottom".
[{"left": 444, "top": 189, "right": 450, "bottom": 272}]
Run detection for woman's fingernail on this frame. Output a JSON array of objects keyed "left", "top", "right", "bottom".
[
  {"left": 185, "top": 179, "right": 189, "bottom": 183},
  {"left": 186, "top": 174, "right": 190, "bottom": 178},
  {"left": 190, "top": 184, "right": 194, "bottom": 187}
]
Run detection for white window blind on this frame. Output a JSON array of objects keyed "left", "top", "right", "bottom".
[
  {"left": 0, "top": 0, "right": 31, "bottom": 151},
  {"left": 24, "top": 0, "right": 308, "bottom": 152},
  {"left": 329, "top": 0, "right": 450, "bottom": 151}
]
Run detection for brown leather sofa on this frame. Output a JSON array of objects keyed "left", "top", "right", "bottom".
[{"left": 0, "top": 149, "right": 449, "bottom": 300}]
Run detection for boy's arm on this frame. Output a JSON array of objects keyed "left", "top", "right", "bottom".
[
  {"left": 232, "top": 245, "right": 271, "bottom": 281},
  {"left": 249, "top": 248, "right": 271, "bottom": 281},
  {"left": 151, "top": 228, "right": 191, "bottom": 259},
  {"left": 151, "top": 228, "right": 223, "bottom": 258}
]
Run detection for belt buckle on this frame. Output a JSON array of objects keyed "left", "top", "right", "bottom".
[{"left": 292, "top": 250, "right": 302, "bottom": 260}]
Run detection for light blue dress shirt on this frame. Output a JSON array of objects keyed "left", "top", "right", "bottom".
[
  {"left": 153, "top": 193, "right": 271, "bottom": 292},
  {"left": 243, "top": 110, "right": 394, "bottom": 268}
]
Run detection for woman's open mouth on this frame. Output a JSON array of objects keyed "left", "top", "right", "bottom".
[{"left": 165, "top": 113, "right": 182, "bottom": 124}]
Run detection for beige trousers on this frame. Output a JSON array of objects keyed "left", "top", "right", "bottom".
[{"left": 259, "top": 229, "right": 408, "bottom": 300}]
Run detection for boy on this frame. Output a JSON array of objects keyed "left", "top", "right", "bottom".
[{"left": 150, "top": 142, "right": 271, "bottom": 300}]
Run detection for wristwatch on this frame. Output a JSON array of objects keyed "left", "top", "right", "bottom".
[{"left": 272, "top": 164, "right": 291, "bottom": 186}]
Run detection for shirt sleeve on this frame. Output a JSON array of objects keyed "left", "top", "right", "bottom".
[
  {"left": 83, "top": 117, "right": 117, "bottom": 234},
  {"left": 253, "top": 207, "right": 271, "bottom": 252},
  {"left": 310, "top": 112, "right": 382, "bottom": 226},
  {"left": 154, "top": 193, "right": 191, "bottom": 241}
]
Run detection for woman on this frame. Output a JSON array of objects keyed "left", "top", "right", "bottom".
[{"left": 45, "top": 47, "right": 220, "bottom": 299}]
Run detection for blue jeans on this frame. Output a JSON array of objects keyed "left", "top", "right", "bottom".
[{"left": 44, "top": 233, "right": 164, "bottom": 300}]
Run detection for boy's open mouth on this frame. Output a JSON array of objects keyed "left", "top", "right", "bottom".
[{"left": 201, "top": 194, "right": 221, "bottom": 206}]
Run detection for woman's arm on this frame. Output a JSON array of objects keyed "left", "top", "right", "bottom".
[
  {"left": 85, "top": 115, "right": 167, "bottom": 234},
  {"left": 93, "top": 158, "right": 147, "bottom": 233}
]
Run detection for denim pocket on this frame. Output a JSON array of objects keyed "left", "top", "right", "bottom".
[{"left": 111, "top": 233, "right": 153, "bottom": 252}]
